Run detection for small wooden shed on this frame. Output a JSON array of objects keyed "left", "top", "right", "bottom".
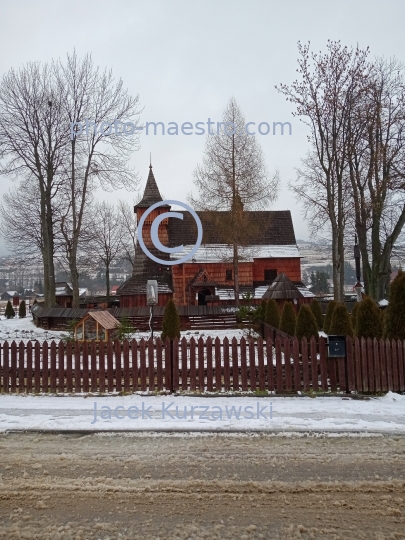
[
  {"left": 262, "top": 273, "right": 314, "bottom": 311},
  {"left": 74, "top": 311, "right": 120, "bottom": 341}
]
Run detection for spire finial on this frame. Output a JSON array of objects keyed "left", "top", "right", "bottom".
[{"left": 149, "top": 152, "right": 152, "bottom": 169}]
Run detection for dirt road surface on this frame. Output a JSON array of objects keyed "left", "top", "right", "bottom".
[{"left": 0, "top": 432, "right": 404, "bottom": 539}]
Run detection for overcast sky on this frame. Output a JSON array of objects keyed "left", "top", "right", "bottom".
[{"left": 1, "top": 0, "right": 405, "bottom": 255}]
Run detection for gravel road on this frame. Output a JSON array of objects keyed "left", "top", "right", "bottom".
[{"left": 0, "top": 432, "right": 404, "bottom": 539}]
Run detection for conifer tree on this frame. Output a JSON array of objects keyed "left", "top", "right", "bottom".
[
  {"left": 18, "top": 300, "right": 26, "bottom": 318},
  {"left": 254, "top": 299, "right": 267, "bottom": 322},
  {"left": 265, "top": 299, "right": 280, "bottom": 328},
  {"left": 280, "top": 301, "right": 296, "bottom": 336},
  {"left": 310, "top": 299, "right": 323, "bottom": 329},
  {"left": 161, "top": 299, "right": 181, "bottom": 340},
  {"left": 295, "top": 304, "right": 318, "bottom": 340},
  {"left": 355, "top": 296, "right": 382, "bottom": 339},
  {"left": 385, "top": 270, "right": 405, "bottom": 339},
  {"left": 5, "top": 300, "right": 15, "bottom": 319},
  {"left": 351, "top": 302, "right": 360, "bottom": 332},
  {"left": 329, "top": 303, "right": 353, "bottom": 336},
  {"left": 324, "top": 300, "right": 337, "bottom": 334}
]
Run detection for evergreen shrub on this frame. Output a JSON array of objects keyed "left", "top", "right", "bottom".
[
  {"left": 295, "top": 304, "right": 318, "bottom": 341},
  {"left": 18, "top": 300, "right": 26, "bottom": 318},
  {"left": 324, "top": 300, "right": 337, "bottom": 334},
  {"left": 265, "top": 299, "right": 280, "bottom": 329},
  {"left": 355, "top": 297, "right": 383, "bottom": 339},
  {"left": 310, "top": 299, "right": 323, "bottom": 329},
  {"left": 385, "top": 270, "right": 405, "bottom": 340},
  {"left": 280, "top": 302, "right": 296, "bottom": 336},
  {"left": 329, "top": 303, "right": 353, "bottom": 337},
  {"left": 161, "top": 299, "right": 181, "bottom": 340},
  {"left": 5, "top": 300, "right": 15, "bottom": 319}
]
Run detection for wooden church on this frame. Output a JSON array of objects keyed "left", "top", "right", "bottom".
[{"left": 118, "top": 165, "right": 303, "bottom": 307}]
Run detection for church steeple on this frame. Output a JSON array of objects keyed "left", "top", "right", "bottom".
[{"left": 135, "top": 163, "right": 165, "bottom": 209}]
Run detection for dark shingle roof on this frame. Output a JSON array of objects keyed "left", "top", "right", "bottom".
[
  {"left": 263, "top": 273, "right": 305, "bottom": 300},
  {"left": 168, "top": 210, "right": 296, "bottom": 247},
  {"left": 136, "top": 165, "right": 169, "bottom": 208}
]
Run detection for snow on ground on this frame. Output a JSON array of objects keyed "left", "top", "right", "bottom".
[
  {"left": 1, "top": 392, "right": 404, "bottom": 434},
  {"left": 0, "top": 315, "right": 256, "bottom": 343}
]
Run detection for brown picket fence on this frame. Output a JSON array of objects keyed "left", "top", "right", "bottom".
[{"left": 0, "top": 335, "right": 404, "bottom": 394}]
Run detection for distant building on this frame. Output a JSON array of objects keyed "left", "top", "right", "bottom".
[
  {"left": 1, "top": 291, "right": 19, "bottom": 301},
  {"left": 55, "top": 282, "right": 87, "bottom": 308}
]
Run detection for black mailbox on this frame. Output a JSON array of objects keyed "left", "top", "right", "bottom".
[{"left": 327, "top": 335, "right": 346, "bottom": 357}]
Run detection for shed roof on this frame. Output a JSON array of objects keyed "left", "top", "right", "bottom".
[
  {"left": 263, "top": 273, "right": 314, "bottom": 300},
  {"left": 87, "top": 311, "right": 119, "bottom": 330}
]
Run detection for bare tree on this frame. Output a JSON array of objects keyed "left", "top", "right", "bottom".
[
  {"left": 190, "top": 97, "right": 279, "bottom": 305},
  {"left": 0, "top": 51, "right": 142, "bottom": 308},
  {"left": 87, "top": 201, "right": 125, "bottom": 301},
  {"left": 277, "top": 41, "right": 371, "bottom": 301},
  {"left": 347, "top": 58, "right": 405, "bottom": 299},
  {"left": 117, "top": 198, "right": 139, "bottom": 271},
  {"left": 0, "top": 62, "right": 69, "bottom": 306}
]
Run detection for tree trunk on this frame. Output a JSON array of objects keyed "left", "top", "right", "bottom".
[
  {"left": 106, "top": 264, "right": 110, "bottom": 304},
  {"left": 233, "top": 243, "right": 239, "bottom": 307}
]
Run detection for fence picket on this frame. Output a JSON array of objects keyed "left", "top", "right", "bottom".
[
  {"left": 123, "top": 340, "right": 130, "bottom": 393},
  {"left": 386, "top": 339, "right": 393, "bottom": 392},
  {"left": 223, "top": 337, "right": 230, "bottom": 391},
  {"left": 58, "top": 341, "right": 65, "bottom": 393},
  {"left": 293, "top": 337, "right": 301, "bottom": 391},
  {"left": 354, "top": 338, "right": 362, "bottom": 392},
  {"left": 346, "top": 337, "right": 355, "bottom": 392},
  {"left": 398, "top": 340, "right": 405, "bottom": 392},
  {"left": 99, "top": 341, "right": 105, "bottom": 393},
  {"left": 360, "top": 338, "right": 368, "bottom": 393},
  {"left": 140, "top": 339, "right": 147, "bottom": 392},
  {"left": 380, "top": 338, "right": 387, "bottom": 392},
  {"left": 198, "top": 337, "right": 204, "bottom": 391},
  {"left": 373, "top": 338, "right": 381, "bottom": 393},
  {"left": 165, "top": 338, "right": 171, "bottom": 392},
  {"left": 26, "top": 341, "right": 33, "bottom": 393},
  {"left": 42, "top": 341, "right": 49, "bottom": 393},
  {"left": 319, "top": 337, "right": 328, "bottom": 391},
  {"left": 66, "top": 341, "right": 72, "bottom": 393},
  {"left": 148, "top": 338, "right": 155, "bottom": 392},
  {"left": 215, "top": 337, "right": 222, "bottom": 391},
  {"left": 301, "top": 338, "right": 310, "bottom": 392},
  {"left": 190, "top": 337, "right": 197, "bottom": 392},
  {"left": 206, "top": 337, "right": 213, "bottom": 391},
  {"left": 107, "top": 340, "right": 114, "bottom": 393},
  {"left": 258, "top": 337, "right": 265, "bottom": 391},
  {"left": 10, "top": 342, "right": 17, "bottom": 393},
  {"left": 275, "top": 337, "right": 283, "bottom": 392},
  {"left": 391, "top": 339, "right": 399, "bottom": 392},
  {"left": 74, "top": 341, "right": 81, "bottom": 393},
  {"left": 91, "top": 341, "right": 97, "bottom": 392},
  {"left": 115, "top": 340, "right": 122, "bottom": 393},
  {"left": 284, "top": 338, "right": 292, "bottom": 392},
  {"left": 173, "top": 338, "right": 179, "bottom": 392},
  {"left": 131, "top": 339, "right": 138, "bottom": 392},
  {"left": 232, "top": 337, "right": 239, "bottom": 391},
  {"left": 157, "top": 338, "right": 163, "bottom": 391},
  {"left": 367, "top": 338, "right": 374, "bottom": 393},
  {"left": 18, "top": 341, "right": 25, "bottom": 393},
  {"left": 3, "top": 342, "right": 9, "bottom": 392},
  {"left": 181, "top": 337, "right": 188, "bottom": 391},
  {"left": 50, "top": 341, "right": 57, "bottom": 393},
  {"left": 249, "top": 339, "right": 256, "bottom": 391},
  {"left": 240, "top": 337, "right": 248, "bottom": 391},
  {"left": 310, "top": 337, "right": 318, "bottom": 392},
  {"left": 266, "top": 337, "right": 274, "bottom": 392},
  {"left": 82, "top": 341, "right": 89, "bottom": 393}
]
